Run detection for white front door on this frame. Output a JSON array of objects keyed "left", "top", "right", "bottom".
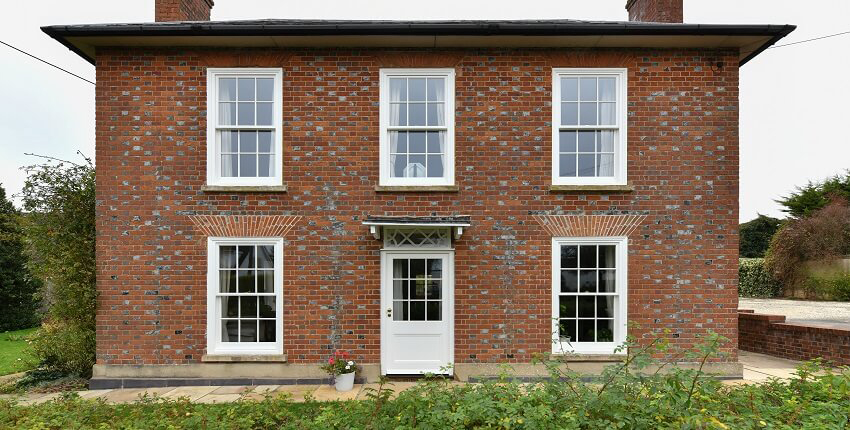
[{"left": 381, "top": 251, "right": 453, "bottom": 375}]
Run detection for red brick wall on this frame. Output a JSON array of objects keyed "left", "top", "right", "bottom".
[
  {"left": 155, "top": 0, "right": 213, "bottom": 22},
  {"left": 94, "top": 47, "right": 740, "bottom": 366},
  {"left": 738, "top": 311, "right": 850, "bottom": 365}
]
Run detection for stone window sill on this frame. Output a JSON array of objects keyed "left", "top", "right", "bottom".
[
  {"left": 201, "top": 185, "right": 288, "bottom": 193},
  {"left": 549, "top": 184, "right": 634, "bottom": 193},
  {"left": 375, "top": 185, "right": 459, "bottom": 193},
  {"left": 201, "top": 354, "right": 288, "bottom": 363}
]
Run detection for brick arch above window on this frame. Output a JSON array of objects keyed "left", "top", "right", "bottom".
[
  {"left": 189, "top": 215, "right": 302, "bottom": 238},
  {"left": 533, "top": 214, "right": 647, "bottom": 238}
]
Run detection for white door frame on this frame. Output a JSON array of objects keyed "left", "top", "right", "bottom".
[{"left": 380, "top": 250, "right": 455, "bottom": 375}]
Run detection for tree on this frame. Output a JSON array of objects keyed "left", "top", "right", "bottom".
[
  {"left": 739, "top": 214, "right": 782, "bottom": 258},
  {"left": 778, "top": 171, "right": 850, "bottom": 217},
  {"left": 0, "top": 185, "right": 41, "bottom": 331},
  {"left": 19, "top": 158, "right": 96, "bottom": 376}
]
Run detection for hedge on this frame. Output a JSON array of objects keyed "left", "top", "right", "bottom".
[{"left": 739, "top": 258, "right": 782, "bottom": 298}]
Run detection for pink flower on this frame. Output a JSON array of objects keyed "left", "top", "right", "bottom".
[{"left": 328, "top": 357, "right": 334, "bottom": 364}]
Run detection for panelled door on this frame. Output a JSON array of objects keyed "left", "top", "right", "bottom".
[{"left": 380, "top": 251, "right": 453, "bottom": 375}]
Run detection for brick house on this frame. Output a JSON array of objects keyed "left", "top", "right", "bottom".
[{"left": 44, "top": 0, "right": 793, "bottom": 388}]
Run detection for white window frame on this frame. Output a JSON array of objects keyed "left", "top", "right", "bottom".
[
  {"left": 378, "top": 68, "right": 456, "bottom": 187},
  {"left": 551, "top": 68, "right": 628, "bottom": 186},
  {"left": 206, "top": 237, "right": 284, "bottom": 355},
  {"left": 551, "top": 236, "right": 628, "bottom": 355},
  {"left": 206, "top": 68, "right": 284, "bottom": 187}
]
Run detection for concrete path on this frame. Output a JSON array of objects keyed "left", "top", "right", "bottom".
[
  {"left": 739, "top": 297, "right": 850, "bottom": 329},
  {"left": 0, "top": 353, "right": 804, "bottom": 405}
]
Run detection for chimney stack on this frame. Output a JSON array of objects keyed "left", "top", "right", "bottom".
[
  {"left": 155, "top": 0, "right": 214, "bottom": 22},
  {"left": 625, "top": 0, "right": 683, "bottom": 23}
]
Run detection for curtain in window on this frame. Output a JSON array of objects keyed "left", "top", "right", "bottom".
[{"left": 220, "top": 132, "right": 236, "bottom": 177}]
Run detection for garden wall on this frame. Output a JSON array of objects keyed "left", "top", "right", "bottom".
[{"left": 738, "top": 310, "right": 850, "bottom": 366}]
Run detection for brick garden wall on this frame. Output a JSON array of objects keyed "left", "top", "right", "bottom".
[
  {"left": 94, "top": 47, "right": 740, "bottom": 367},
  {"left": 738, "top": 310, "right": 850, "bottom": 365}
]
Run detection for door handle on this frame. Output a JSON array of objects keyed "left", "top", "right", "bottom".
[{"left": 386, "top": 308, "right": 392, "bottom": 318}]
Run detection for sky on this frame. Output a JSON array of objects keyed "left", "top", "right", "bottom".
[{"left": 0, "top": 0, "right": 848, "bottom": 221}]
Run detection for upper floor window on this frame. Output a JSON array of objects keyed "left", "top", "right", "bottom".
[
  {"left": 206, "top": 68, "right": 283, "bottom": 187},
  {"left": 379, "top": 69, "right": 455, "bottom": 187},
  {"left": 552, "top": 69, "right": 627, "bottom": 186}
]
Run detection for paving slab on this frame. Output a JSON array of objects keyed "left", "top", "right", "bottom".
[
  {"left": 162, "top": 386, "right": 217, "bottom": 401},
  {"left": 211, "top": 385, "right": 253, "bottom": 395},
  {"left": 311, "top": 384, "right": 362, "bottom": 401},
  {"left": 18, "top": 392, "right": 64, "bottom": 406},
  {"left": 240, "top": 385, "right": 281, "bottom": 401},
  {"left": 272, "top": 385, "right": 319, "bottom": 402},
  {"left": 76, "top": 389, "right": 115, "bottom": 399},
  {"left": 739, "top": 350, "right": 802, "bottom": 381},
  {"left": 101, "top": 387, "right": 175, "bottom": 403},
  {"left": 196, "top": 393, "right": 244, "bottom": 404}
]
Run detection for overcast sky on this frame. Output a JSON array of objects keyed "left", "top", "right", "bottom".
[{"left": 0, "top": 0, "right": 848, "bottom": 221}]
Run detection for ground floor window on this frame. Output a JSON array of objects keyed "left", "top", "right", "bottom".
[
  {"left": 552, "top": 237, "right": 627, "bottom": 354},
  {"left": 207, "top": 238, "right": 283, "bottom": 355}
]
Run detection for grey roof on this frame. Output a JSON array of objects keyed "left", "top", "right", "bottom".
[
  {"left": 363, "top": 215, "right": 472, "bottom": 226},
  {"left": 41, "top": 19, "right": 795, "bottom": 65}
]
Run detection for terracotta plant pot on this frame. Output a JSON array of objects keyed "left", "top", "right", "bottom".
[{"left": 335, "top": 371, "right": 355, "bottom": 392}]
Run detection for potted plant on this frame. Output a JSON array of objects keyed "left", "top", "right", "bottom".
[{"left": 321, "top": 350, "right": 357, "bottom": 392}]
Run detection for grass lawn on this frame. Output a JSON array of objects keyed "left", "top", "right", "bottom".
[{"left": 0, "top": 327, "right": 38, "bottom": 376}]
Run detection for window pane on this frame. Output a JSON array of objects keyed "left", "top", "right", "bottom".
[
  {"left": 220, "top": 246, "right": 237, "bottom": 268},
  {"left": 257, "top": 270, "right": 274, "bottom": 293},
  {"left": 219, "top": 78, "right": 237, "bottom": 101},
  {"left": 579, "top": 102, "right": 597, "bottom": 126},
  {"left": 427, "top": 103, "right": 445, "bottom": 126},
  {"left": 578, "top": 131, "right": 595, "bottom": 152},
  {"left": 219, "top": 270, "right": 237, "bottom": 293},
  {"left": 578, "top": 296, "right": 595, "bottom": 318},
  {"left": 598, "top": 154, "right": 614, "bottom": 177},
  {"left": 408, "top": 103, "right": 426, "bottom": 126},
  {"left": 561, "top": 270, "right": 578, "bottom": 293},
  {"left": 427, "top": 78, "right": 445, "bottom": 101},
  {"left": 579, "top": 270, "right": 596, "bottom": 293},
  {"left": 240, "top": 154, "right": 257, "bottom": 177},
  {"left": 389, "top": 103, "right": 406, "bottom": 126},
  {"left": 597, "top": 319, "right": 614, "bottom": 342},
  {"left": 258, "top": 155, "right": 272, "bottom": 177},
  {"left": 561, "top": 77, "right": 578, "bottom": 101},
  {"left": 579, "top": 246, "right": 597, "bottom": 268},
  {"left": 389, "top": 78, "right": 406, "bottom": 102},
  {"left": 579, "top": 77, "right": 597, "bottom": 101},
  {"left": 559, "top": 154, "right": 577, "bottom": 177},
  {"left": 407, "top": 155, "right": 426, "bottom": 177},
  {"left": 219, "top": 102, "right": 236, "bottom": 125},
  {"left": 256, "top": 78, "right": 274, "bottom": 101},
  {"left": 578, "top": 320, "right": 595, "bottom": 342},
  {"left": 559, "top": 296, "right": 576, "bottom": 318},
  {"left": 599, "top": 270, "right": 616, "bottom": 293},
  {"left": 237, "top": 78, "right": 255, "bottom": 101},
  {"left": 240, "top": 131, "right": 257, "bottom": 152},
  {"left": 427, "top": 155, "right": 443, "bottom": 178},
  {"left": 240, "top": 296, "right": 258, "bottom": 318},
  {"left": 222, "top": 296, "right": 238, "bottom": 318},
  {"left": 599, "top": 102, "right": 616, "bottom": 126},
  {"left": 223, "top": 320, "right": 239, "bottom": 342},
  {"left": 393, "top": 301, "right": 406, "bottom": 321},
  {"left": 411, "top": 279, "right": 426, "bottom": 299},
  {"left": 598, "top": 246, "right": 616, "bottom": 268},
  {"left": 237, "top": 102, "right": 255, "bottom": 125},
  {"left": 561, "top": 102, "right": 578, "bottom": 126},
  {"left": 390, "top": 131, "right": 407, "bottom": 153},
  {"left": 221, "top": 130, "right": 238, "bottom": 153},
  {"left": 426, "top": 280, "right": 442, "bottom": 299},
  {"left": 221, "top": 155, "right": 237, "bottom": 177},
  {"left": 410, "top": 301, "right": 426, "bottom": 321},
  {"left": 393, "top": 280, "right": 409, "bottom": 300},
  {"left": 426, "top": 132, "right": 444, "bottom": 153},
  {"left": 561, "top": 245, "right": 578, "bottom": 268},
  {"left": 259, "top": 296, "right": 276, "bottom": 318},
  {"left": 238, "top": 270, "right": 256, "bottom": 293},
  {"left": 393, "top": 259, "right": 408, "bottom": 278},
  {"left": 577, "top": 154, "right": 596, "bottom": 177},
  {"left": 560, "top": 319, "right": 577, "bottom": 342},
  {"left": 410, "top": 259, "right": 426, "bottom": 279},
  {"left": 428, "top": 259, "right": 443, "bottom": 278},
  {"left": 599, "top": 77, "right": 616, "bottom": 101},
  {"left": 598, "top": 130, "right": 615, "bottom": 152},
  {"left": 238, "top": 246, "right": 255, "bottom": 268},
  {"left": 391, "top": 154, "right": 407, "bottom": 178},
  {"left": 257, "top": 245, "right": 274, "bottom": 268},
  {"left": 426, "top": 301, "right": 441, "bottom": 321},
  {"left": 559, "top": 131, "right": 577, "bottom": 153},
  {"left": 240, "top": 320, "right": 257, "bottom": 342},
  {"left": 259, "top": 320, "right": 276, "bottom": 342},
  {"left": 256, "top": 102, "right": 273, "bottom": 126},
  {"left": 409, "top": 78, "right": 426, "bottom": 101},
  {"left": 409, "top": 132, "right": 426, "bottom": 153},
  {"left": 597, "top": 296, "right": 614, "bottom": 318}
]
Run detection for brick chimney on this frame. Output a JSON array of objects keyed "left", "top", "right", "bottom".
[
  {"left": 155, "top": 0, "right": 214, "bottom": 22},
  {"left": 625, "top": 0, "right": 683, "bottom": 23}
]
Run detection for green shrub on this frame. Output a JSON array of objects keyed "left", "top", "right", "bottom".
[
  {"left": 802, "top": 272, "right": 850, "bottom": 301},
  {"left": 739, "top": 258, "right": 782, "bottom": 297},
  {"left": 0, "top": 185, "right": 41, "bottom": 331},
  {"left": 739, "top": 214, "right": 782, "bottom": 258},
  {"left": 28, "top": 321, "right": 95, "bottom": 377}
]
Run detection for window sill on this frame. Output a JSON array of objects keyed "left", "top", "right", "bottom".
[
  {"left": 549, "top": 184, "right": 634, "bottom": 193},
  {"left": 375, "top": 185, "right": 459, "bottom": 193},
  {"left": 201, "top": 354, "right": 287, "bottom": 363},
  {"left": 201, "top": 185, "right": 288, "bottom": 193}
]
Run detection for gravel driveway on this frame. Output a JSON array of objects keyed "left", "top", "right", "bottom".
[{"left": 739, "top": 298, "right": 850, "bottom": 329}]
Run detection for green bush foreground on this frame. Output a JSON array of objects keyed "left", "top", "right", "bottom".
[
  {"left": 2, "top": 334, "right": 849, "bottom": 429},
  {"left": 739, "top": 258, "right": 782, "bottom": 298}
]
